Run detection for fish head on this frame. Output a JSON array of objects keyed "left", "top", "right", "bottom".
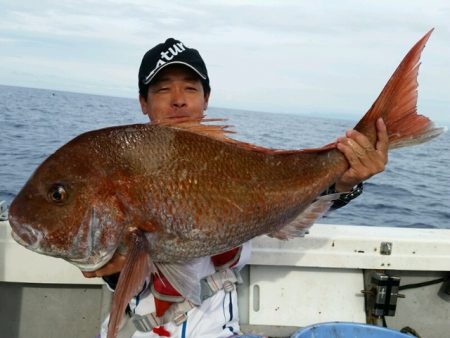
[{"left": 9, "top": 134, "right": 129, "bottom": 272}]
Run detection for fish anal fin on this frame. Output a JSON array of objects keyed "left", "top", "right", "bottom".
[
  {"left": 269, "top": 193, "right": 341, "bottom": 240},
  {"left": 107, "top": 230, "right": 153, "bottom": 338}
]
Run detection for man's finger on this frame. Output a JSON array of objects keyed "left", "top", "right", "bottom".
[
  {"left": 376, "top": 117, "right": 389, "bottom": 156},
  {"left": 337, "top": 138, "right": 363, "bottom": 166}
]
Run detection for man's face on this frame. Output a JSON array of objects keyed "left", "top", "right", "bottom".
[{"left": 140, "top": 65, "right": 209, "bottom": 122}]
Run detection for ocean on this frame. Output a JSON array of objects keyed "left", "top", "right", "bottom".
[{"left": 1, "top": 84, "right": 449, "bottom": 228}]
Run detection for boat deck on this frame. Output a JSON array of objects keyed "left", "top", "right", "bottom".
[{"left": 1, "top": 221, "right": 450, "bottom": 337}]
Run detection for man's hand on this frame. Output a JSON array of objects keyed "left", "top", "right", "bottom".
[
  {"left": 82, "top": 252, "right": 126, "bottom": 278},
  {"left": 335, "top": 118, "right": 388, "bottom": 192}
]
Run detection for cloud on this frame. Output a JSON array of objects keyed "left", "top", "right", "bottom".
[{"left": 1, "top": 0, "right": 449, "bottom": 122}]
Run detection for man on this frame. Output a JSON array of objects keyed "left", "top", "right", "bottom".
[{"left": 97, "top": 38, "right": 388, "bottom": 338}]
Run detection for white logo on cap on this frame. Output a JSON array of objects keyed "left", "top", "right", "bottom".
[{"left": 145, "top": 42, "right": 186, "bottom": 82}]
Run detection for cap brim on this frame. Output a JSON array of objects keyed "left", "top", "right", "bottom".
[{"left": 143, "top": 61, "right": 207, "bottom": 85}]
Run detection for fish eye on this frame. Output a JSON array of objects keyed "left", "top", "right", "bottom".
[{"left": 48, "top": 184, "right": 67, "bottom": 203}]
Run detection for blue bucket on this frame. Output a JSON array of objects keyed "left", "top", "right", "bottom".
[{"left": 292, "top": 322, "right": 412, "bottom": 338}]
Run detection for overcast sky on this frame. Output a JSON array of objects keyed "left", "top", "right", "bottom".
[{"left": 1, "top": 0, "right": 449, "bottom": 123}]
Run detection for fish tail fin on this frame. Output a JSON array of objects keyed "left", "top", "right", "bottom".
[
  {"left": 107, "top": 230, "right": 152, "bottom": 338},
  {"left": 354, "top": 29, "right": 445, "bottom": 149}
]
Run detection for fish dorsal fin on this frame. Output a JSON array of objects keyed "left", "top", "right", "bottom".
[
  {"left": 153, "top": 115, "right": 236, "bottom": 142},
  {"left": 155, "top": 258, "right": 210, "bottom": 305},
  {"left": 154, "top": 115, "right": 318, "bottom": 155},
  {"left": 268, "top": 193, "right": 341, "bottom": 240}
]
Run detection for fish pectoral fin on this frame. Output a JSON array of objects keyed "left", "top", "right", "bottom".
[
  {"left": 107, "top": 230, "right": 152, "bottom": 338},
  {"left": 155, "top": 259, "right": 206, "bottom": 306},
  {"left": 268, "top": 193, "right": 341, "bottom": 240},
  {"left": 138, "top": 220, "right": 159, "bottom": 233}
]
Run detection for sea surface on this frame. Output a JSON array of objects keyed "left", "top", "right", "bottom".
[{"left": 1, "top": 84, "right": 449, "bottom": 228}]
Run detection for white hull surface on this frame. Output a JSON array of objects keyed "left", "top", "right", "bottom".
[{"left": 1, "top": 220, "right": 450, "bottom": 337}]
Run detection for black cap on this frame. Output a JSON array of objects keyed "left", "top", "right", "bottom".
[{"left": 138, "top": 38, "right": 209, "bottom": 90}]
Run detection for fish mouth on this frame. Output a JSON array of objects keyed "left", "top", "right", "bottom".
[
  {"left": 10, "top": 217, "right": 117, "bottom": 271},
  {"left": 11, "top": 230, "right": 29, "bottom": 246},
  {"left": 10, "top": 220, "right": 45, "bottom": 252},
  {"left": 9, "top": 205, "right": 123, "bottom": 273},
  {"left": 10, "top": 225, "right": 68, "bottom": 259}
]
